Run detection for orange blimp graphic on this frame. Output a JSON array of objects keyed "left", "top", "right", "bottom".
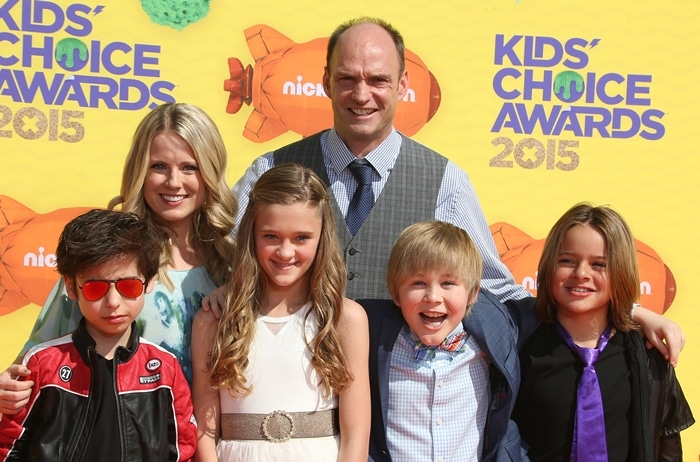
[
  {"left": 490, "top": 222, "right": 676, "bottom": 314},
  {"left": 0, "top": 196, "right": 93, "bottom": 315},
  {"left": 224, "top": 24, "right": 442, "bottom": 143}
]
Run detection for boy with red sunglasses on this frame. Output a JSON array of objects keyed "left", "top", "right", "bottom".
[{"left": 0, "top": 209, "right": 197, "bottom": 461}]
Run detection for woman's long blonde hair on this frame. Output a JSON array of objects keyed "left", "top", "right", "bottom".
[
  {"left": 209, "top": 164, "right": 352, "bottom": 397},
  {"left": 108, "top": 103, "right": 237, "bottom": 288}
]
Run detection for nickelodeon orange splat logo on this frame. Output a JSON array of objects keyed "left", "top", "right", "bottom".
[
  {"left": 0, "top": 196, "right": 92, "bottom": 315},
  {"left": 224, "top": 24, "right": 441, "bottom": 143},
  {"left": 490, "top": 222, "right": 676, "bottom": 314}
]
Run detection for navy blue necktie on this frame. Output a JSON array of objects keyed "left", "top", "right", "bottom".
[{"left": 346, "top": 160, "right": 375, "bottom": 235}]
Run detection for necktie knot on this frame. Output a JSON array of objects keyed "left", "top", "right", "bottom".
[
  {"left": 349, "top": 160, "right": 374, "bottom": 185},
  {"left": 413, "top": 331, "right": 468, "bottom": 361},
  {"left": 578, "top": 347, "right": 599, "bottom": 367}
]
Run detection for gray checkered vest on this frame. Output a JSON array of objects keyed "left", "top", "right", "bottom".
[{"left": 274, "top": 130, "right": 447, "bottom": 299}]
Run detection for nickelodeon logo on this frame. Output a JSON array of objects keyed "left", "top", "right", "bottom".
[
  {"left": 0, "top": 195, "right": 91, "bottom": 315},
  {"left": 22, "top": 247, "right": 57, "bottom": 268},
  {"left": 281, "top": 75, "right": 417, "bottom": 103}
]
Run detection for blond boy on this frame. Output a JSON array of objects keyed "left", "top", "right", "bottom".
[{"left": 360, "top": 221, "right": 537, "bottom": 462}]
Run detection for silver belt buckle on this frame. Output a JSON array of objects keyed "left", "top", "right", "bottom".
[{"left": 261, "top": 410, "right": 295, "bottom": 442}]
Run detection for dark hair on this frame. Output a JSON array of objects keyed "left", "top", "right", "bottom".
[
  {"left": 326, "top": 17, "right": 406, "bottom": 74},
  {"left": 56, "top": 209, "right": 161, "bottom": 283}
]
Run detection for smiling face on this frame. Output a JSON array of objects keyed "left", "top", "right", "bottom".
[
  {"left": 323, "top": 22, "right": 408, "bottom": 157},
  {"left": 254, "top": 202, "right": 323, "bottom": 300},
  {"left": 66, "top": 257, "right": 153, "bottom": 344},
  {"left": 394, "top": 270, "right": 475, "bottom": 346},
  {"left": 552, "top": 224, "right": 612, "bottom": 320},
  {"left": 143, "top": 131, "right": 206, "bottom": 231}
]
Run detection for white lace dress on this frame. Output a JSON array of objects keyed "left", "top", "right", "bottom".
[{"left": 217, "top": 303, "right": 340, "bottom": 461}]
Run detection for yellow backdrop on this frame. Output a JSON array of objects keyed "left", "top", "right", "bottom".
[{"left": 1, "top": 0, "right": 698, "bottom": 457}]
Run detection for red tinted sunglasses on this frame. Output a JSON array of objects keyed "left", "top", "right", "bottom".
[{"left": 77, "top": 278, "right": 146, "bottom": 301}]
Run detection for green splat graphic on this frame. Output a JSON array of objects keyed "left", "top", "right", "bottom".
[
  {"left": 140, "top": 0, "right": 211, "bottom": 31},
  {"left": 55, "top": 38, "right": 88, "bottom": 69},
  {"left": 553, "top": 71, "right": 584, "bottom": 100}
]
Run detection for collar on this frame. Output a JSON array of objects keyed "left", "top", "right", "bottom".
[
  {"left": 72, "top": 317, "right": 140, "bottom": 365},
  {"left": 404, "top": 322, "right": 467, "bottom": 344},
  {"left": 402, "top": 323, "right": 468, "bottom": 361},
  {"left": 326, "top": 128, "right": 402, "bottom": 179}
]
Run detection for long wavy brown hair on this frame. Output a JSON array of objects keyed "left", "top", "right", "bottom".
[
  {"left": 536, "top": 202, "right": 639, "bottom": 331},
  {"left": 209, "top": 164, "right": 352, "bottom": 397}
]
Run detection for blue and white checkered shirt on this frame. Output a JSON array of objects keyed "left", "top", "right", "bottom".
[
  {"left": 233, "top": 128, "right": 532, "bottom": 302},
  {"left": 386, "top": 324, "right": 490, "bottom": 462}
]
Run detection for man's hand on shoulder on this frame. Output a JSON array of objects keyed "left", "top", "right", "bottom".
[{"left": 633, "top": 305, "right": 685, "bottom": 367}]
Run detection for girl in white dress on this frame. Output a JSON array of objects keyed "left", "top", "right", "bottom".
[{"left": 192, "top": 164, "right": 370, "bottom": 462}]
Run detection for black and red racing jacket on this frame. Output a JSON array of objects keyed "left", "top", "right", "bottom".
[{"left": 0, "top": 319, "right": 197, "bottom": 461}]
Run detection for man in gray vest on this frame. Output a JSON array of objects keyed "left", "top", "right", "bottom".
[
  {"left": 228, "top": 16, "right": 684, "bottom": 365},
  {"left": 233, "top": 16, "right": 531, "bottom": 303}
]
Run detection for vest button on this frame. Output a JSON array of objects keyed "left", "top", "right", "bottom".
[
  {"left": 348, "top": 272, "right": 355, "bottom": 280},
  {"left": 348, "top": 247, "right": 357, "bottom": 255}
]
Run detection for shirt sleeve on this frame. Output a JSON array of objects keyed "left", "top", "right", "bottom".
[
  {"left": 19, "top": 279, "right": 82, "bottom": 359},
  {"left": 658, "top": 357, "right": 694, "bottom": 450},
  {"left": 231, "top": 152, "right": 275, "bottom": 235},
  {"left": 435, "top": 161, "right": 533, "bottom": 302}
]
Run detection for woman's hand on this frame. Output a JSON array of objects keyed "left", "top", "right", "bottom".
[
  {"left": 200, "top": 285, "right": 227, "bottom": 320},
  {"left": 0, "top": 365, "right": 33, "bottom": 415}
]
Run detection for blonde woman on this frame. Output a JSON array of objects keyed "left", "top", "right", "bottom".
[{"left": 2, "top": 102, "right": 236, "bottom": 391}]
